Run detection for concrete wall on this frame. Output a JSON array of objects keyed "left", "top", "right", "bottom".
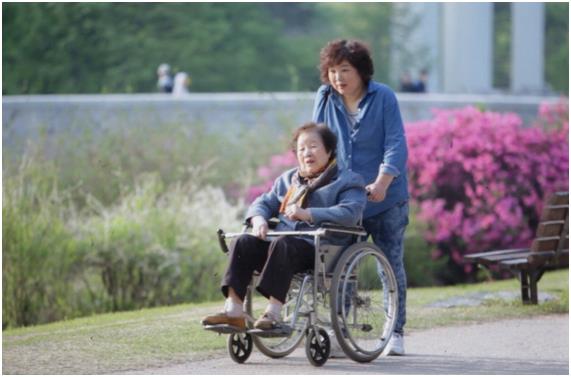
[{"left": 3, "top": 92, "right": 558, "bottom": 154}]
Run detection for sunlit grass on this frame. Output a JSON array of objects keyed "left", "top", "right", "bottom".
[{"left": 3, "top": 269, "right": 567, "bottom": 374}]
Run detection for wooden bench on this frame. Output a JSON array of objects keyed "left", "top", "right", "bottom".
[{"left": 464, "top": 191, "right": 569, "bottom": 304}]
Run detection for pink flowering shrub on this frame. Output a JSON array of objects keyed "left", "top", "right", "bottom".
[
  {"left": 538, "top": 97, "right": 569, "bottom": 130},
  {"left": 246, "top": 151, "right": 297, "bottom": 203},
  {"left": 407, "top": 104, "right": 568, "bottom": 281},
  {"left": 246, "top": 102, "right": 568, "bottom": 283}
]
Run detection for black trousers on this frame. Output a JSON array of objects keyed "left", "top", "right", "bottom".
[{"left": 221, "top": 234, "right": 314, "bottom": 303}]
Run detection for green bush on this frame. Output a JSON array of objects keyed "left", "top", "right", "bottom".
[
  {"left": 2, "top": 155, "right": 246, "bottom": 327},
  {"left": 403, "top": 203, "right": 447, "bottom": 287},
  {"left": 74, "top": 172, "right": 245, "bottom": 312},
  {"left": 2, "top": 119, "right": 294, "bottom": 328},
  {"left": 2, "top": 157, "right": 81, "bottom": 327},
  {"left": 4, "top": 120, "right": 289, "bottom": 209}
]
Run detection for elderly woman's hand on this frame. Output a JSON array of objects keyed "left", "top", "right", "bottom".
[
  {"left": 251, "top": 216, "right": 269, "bottom": 240},
  {"left": 285, "top": 204, "right": 313, "bottom": 223}
]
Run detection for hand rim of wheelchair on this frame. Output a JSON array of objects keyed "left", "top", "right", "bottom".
[{"left": 330, "top": 242, "right": 399, "bottom": 363}]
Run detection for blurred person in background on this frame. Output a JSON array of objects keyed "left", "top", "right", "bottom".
[
  {"left": 399, "top": 71, "right": 414, "bottom": 92},
  {"left": 413, "top": 68, "right": 429, "bottom": 93},
  {"left": 172, "top": 72, "right": 191, "bottom": 96},
  {"left": 156, "top": 63, "right": 173, "bottom": 93},
  {"left": 312, "top": 39, "right": 409, "bottom": 357}
]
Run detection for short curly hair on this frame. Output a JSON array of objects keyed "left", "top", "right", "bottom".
[
  {"left": 319, "top": 39, "right": 374, "bottom": 85},
  {"left": 291, "top": 122, "right": 337, "bottom": 160}
]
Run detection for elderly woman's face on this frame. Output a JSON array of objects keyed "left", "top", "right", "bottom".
[
  {"left": 328, "top": 60, "right": 364, "bottom": 98},
  {"left": 296, "top": 130, "right": 331, "bottom": 177}
]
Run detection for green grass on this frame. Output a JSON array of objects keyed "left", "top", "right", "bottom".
[{"left": 2, "top": 270, "right": 568, "bottom": 374}]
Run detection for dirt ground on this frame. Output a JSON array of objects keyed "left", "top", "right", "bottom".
[{"left": 122, "top": 314, "right": 569, "bottom": 375}]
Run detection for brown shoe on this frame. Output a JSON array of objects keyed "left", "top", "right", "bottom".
[
  {"left": 201, "top": 312, "right": 246, "bottom": 330},
  {"left": 253, "top": 311, "right": 282, "bottom": 330}
]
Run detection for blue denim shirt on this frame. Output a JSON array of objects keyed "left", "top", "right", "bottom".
[
  {"left": 245, "top": 168, "right": 367, "bottom": 244},
  {"left": 312, "top": 81, "right": 409, "bottom": 218}
]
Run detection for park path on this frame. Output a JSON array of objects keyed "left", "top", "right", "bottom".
[{"left": 123, "top": 314, "right": 569, "bottom": 375}]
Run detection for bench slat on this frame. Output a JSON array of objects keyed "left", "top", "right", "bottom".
[
  {"left": 547, "top": 192, "right": 569, "bottom": 205},
  {"left": 499, "top": 258, "right": 529, "bottom": 268},
  {"left": 536, "top": 220, "right": 566, "bottom": 237},
  {"left": 531, "top": 236, "right": 569, "bottom": 252},
  {"left": 472, "top": 251, "right": 536, "bottom": 264},
  {"left": 464, "top": 248, "right": 529, "bottom": 260},
  {"left": 528, "top": 249, "right": 569, "bottom": 266},
  {"left": 540, "top": 205, "right": 568, "bottom": 222}
]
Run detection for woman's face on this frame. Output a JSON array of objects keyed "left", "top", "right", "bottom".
[
  {"left": 328, "top": 60, "right": 364, "bottom": 98},
  {"left": 296, "top": 130, "right": 331, "bottom": 177}
]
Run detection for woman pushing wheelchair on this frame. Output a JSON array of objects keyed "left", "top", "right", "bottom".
[{"left": 202, "top": 122, "right": 367, "bottom": 331}]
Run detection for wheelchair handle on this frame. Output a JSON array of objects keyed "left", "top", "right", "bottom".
[{"left": 217, "top": 229, "right": 229, "bottom": 253}]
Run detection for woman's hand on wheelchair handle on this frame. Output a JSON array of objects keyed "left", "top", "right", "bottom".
[
  {"left": 366, "top": 182, "right": 387, "bottom": 202},
  {"left": 251, "top": 216, "right": 269, "bottom": 240}
]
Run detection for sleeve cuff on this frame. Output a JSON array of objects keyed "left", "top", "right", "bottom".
[
  {"left": 308, "top": 208, "right": 326, "bottom": 225},
  {"left": 245, "top": 208, "right": 270, "bottom": 222},
  {"left": 379, "top": 163, "right": 400, "bottom": 177}
]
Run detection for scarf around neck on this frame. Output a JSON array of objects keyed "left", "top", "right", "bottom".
[{"left": 279, "top": 159, "right": 338, "bottom": 214}]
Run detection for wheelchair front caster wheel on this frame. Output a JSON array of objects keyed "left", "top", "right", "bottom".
[
  {"left": 227, "top": 332, "right": 253, "bottom": 364},
  {"left": 305, "top": 328, "right": 330, "bottom": 366}
]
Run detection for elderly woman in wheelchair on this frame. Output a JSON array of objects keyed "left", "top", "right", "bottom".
[{"left": 202, "top": 122, "right": 399, "bottom": 366}]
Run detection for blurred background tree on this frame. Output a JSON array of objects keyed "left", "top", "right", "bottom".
[
  {"left": 493, "top": 2, "right": 569, "bottom": 92},
  {"left": 0, "top": 3, "right": 412, "bottom": 94},
  {"left": 2, "top": 2, "right": 568, "bottom": 94},
  {"left": 493, "top": 3, "right": 511, "bottom": 89},
  {"left": 545, "top": 2, "right": 569, "bottom": 93}
]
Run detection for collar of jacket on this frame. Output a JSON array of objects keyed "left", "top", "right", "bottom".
[{"left": 327, "top": 80, "right": 377, "bottom": 113}]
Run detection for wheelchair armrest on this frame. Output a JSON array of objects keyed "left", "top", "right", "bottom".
[{"left": 320, "top": 222, "right": 367, "bottom": 236}]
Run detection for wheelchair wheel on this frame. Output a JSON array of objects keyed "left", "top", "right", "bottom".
[
  {"left": 227, "top": 332, "right": 253, "bottom": 364},
  {"left": 305, "top": 327, "right": 330, "bottom": 366},
  {"left": 330, "top": 242, "right": 398, "bottom": 363},
  {"left": 247, "top": 275, "right": 309, "bottom": 358}
]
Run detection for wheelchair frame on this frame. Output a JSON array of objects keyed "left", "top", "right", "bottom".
[{"left": 207, "top": 223, "right": 398, "bottom": 366}]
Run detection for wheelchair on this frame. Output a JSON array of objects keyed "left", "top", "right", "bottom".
[{"left": 204, "top": 220, "right": 399, "bottom": 367}]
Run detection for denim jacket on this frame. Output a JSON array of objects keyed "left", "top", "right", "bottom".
[
  {"left": 312, "top": 81, "right": 409, "bottom": 218},
  {"left": 245, "top": 168, "right": 367, "bottom": 244}
]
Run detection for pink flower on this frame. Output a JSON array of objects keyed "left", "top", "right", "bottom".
[{"left": 406, "top": 103, "right": 569, "bottom": 279}]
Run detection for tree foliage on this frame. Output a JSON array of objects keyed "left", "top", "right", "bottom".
[
  {"left": 545, "top": 3, "right": 569, "bottom": 93},
  {"left": 3, "top": 3, "right": 303, "bottom": 93},
  {"left": 2, "top": 3, "right": 392, "bottom": 94},
  {"left": 2, "top": 3, "right": 568, "bottom": 94}
]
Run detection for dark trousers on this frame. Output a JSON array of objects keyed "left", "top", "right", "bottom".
[{"left": 221, "top": 234, "right": 314, "bottom": 303}]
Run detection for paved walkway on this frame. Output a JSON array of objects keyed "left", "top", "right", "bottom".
[{"left": 124, "top": 315, "right": 569, "bottom": 375}]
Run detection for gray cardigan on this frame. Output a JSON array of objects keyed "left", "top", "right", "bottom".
[{"left": 245, "top": 167, "right": 367, "bottom": 244}]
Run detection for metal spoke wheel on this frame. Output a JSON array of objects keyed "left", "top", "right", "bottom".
[
  {"left": 227, "top": 332, "right": 253, "bottom": 364},
  {"left": 247, "top": 275, "right": 310, "bottom": 358},
  {"left": 305, "top": 327, "right": 330, "bottom": 367},
  {"left": 330, "top": 242, "right": 398, "bottom": 363}
]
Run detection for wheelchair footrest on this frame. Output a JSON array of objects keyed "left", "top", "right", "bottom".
[
  {"left": 203, "top": 324, "right": 246, "bottom": 334},
  {"left": 247, "top": 324, "right": 293, "bottom": 338}
]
